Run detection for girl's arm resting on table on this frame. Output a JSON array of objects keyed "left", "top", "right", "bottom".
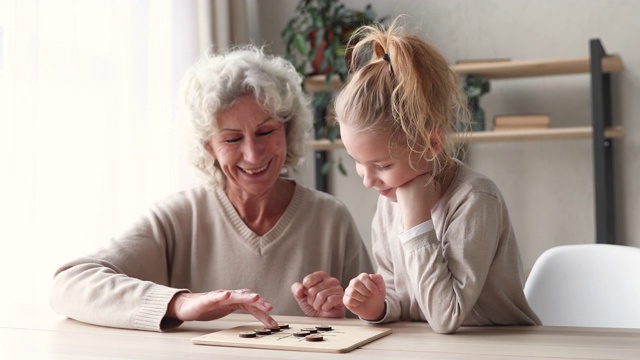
[{"left": 402, "top": 193, "right": 502, "bottom": 334}]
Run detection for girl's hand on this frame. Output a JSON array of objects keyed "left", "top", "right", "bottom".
[
  {"left": 396, "top": 173, "right": 440, "bottom": 230},
  {"left": 166, "top": 289, "right": 279, "bottom": 328},
  {"left": 343, "top": 273, "right": 386, "bottom": 321},
  {"left": 291, "top": 271, "right": 345, "bottom": 318}
]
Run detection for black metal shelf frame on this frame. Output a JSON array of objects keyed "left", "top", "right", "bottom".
[{"left": 590, "top": 39, "right": 617, "bottom": 245}]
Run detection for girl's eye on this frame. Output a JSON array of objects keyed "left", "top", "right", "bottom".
[{"left": 376, "top": 164, "right": 391, "bottom": 170}]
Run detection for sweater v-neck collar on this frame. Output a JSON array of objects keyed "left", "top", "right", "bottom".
[{"left": 214, "top": 181, "right": 303, "bottom": 253}]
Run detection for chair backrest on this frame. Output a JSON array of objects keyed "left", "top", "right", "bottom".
[{"left": 524, "top": 243, "right": 640, "bottom": 328}]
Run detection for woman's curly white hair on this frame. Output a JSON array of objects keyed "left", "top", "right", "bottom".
[{"left": 178, "top": 45, "right": 313, "bottom": 188}]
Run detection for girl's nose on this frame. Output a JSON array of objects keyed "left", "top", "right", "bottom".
[{"left": 361, "top": 169, "right": 377, "bottom": 189}]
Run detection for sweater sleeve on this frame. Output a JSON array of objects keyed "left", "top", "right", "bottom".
[
  {"left": 402, "top": 190, "right": 502, "bottom": 334},
  {"left": 50, "top": 208, "right": 189, "bottom": 332},
  {"left": 370, "top": 198, "right": 403, "bottom": 323}
]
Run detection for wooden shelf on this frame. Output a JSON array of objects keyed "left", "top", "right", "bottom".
[
  {"left": 309, "top": 126, "right": 624, "bottom": 150},
  {"left": 452, "top": 55, "right": 623, "bottom": 79},
  {"left": 304, "top": 55, "right": 624, "bottom": 92},
  {"left": 303, "top": 74, "right": 344, "bottom": 93},
  {"left": 461, "top": 126, "right": 624, "bottom": 143}
]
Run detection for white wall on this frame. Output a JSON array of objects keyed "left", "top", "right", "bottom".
[{"left": 258, "top": 0, "right": 640, "bottom": 271}]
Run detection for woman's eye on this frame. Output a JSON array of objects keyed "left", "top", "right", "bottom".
[
  {"left": 257, "top": 129, "right": 274, "bottom": 136},
  {"left": 224, "top": 137, "right": 241, "bottom": 143}
]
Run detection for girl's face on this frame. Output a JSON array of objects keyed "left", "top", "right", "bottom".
[
  {"left": 206, "top": 95, "right": 287, "bottom": 197},
  {"left": 340, "top": 122, "right": 430, "bottom": 202}
]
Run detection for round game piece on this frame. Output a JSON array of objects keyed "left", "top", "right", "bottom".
[
  {"left": 238, "top": 331, "right": 257, "bottom": 338},
  {"left": 305, "top": 334, "right": 324, "bottom": 342},
  {"left": 301, "top": 327, "right": 318, "bottom": 333},
  {"left": 278, "top": 323, "right": 290, "bottom": 329},
  {"left": 269, "top": 326, "right": 282, "bottom": 332},
  {"left": 254, "top": 328, "right": 272, "bottom": 335},
  {"left": 292, "top": 331, "right": 310, "bottom": 337},
  {"left": 315, "top": 325, "right": 332, "bottom": 331}
]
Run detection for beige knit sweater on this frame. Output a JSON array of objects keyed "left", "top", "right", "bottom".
[{"left": 50, "top": 181, "right": 373, "bottom": 331}]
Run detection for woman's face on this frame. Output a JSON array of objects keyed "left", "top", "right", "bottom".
[
  {"left": 340, "top": 122, "right": 430, "bottom": 202},
  {"left": 206, "top": 95, "right": 287, "bottom": 197}
]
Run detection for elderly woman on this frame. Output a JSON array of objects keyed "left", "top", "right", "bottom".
[{"left": 50, "top": 46, "right": 373, "bottom": 331}]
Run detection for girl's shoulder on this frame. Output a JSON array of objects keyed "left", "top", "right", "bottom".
[{"left": 448, "top": 164, "right": 502, "bottom": 200}]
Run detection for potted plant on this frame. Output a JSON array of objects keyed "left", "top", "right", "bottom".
[
  {"left": 281, "top": 0, "right": 386, "bottom": 178},
  {"left": 281, "top": 0, "right": 385, "bottom": 85}
]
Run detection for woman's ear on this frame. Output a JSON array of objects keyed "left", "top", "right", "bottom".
[{"left": 204, "top": 141, "right": 215, "bottom": 158}]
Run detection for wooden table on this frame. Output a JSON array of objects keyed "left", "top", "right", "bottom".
[{"left": 2, "top": 302, "right": 639, "bottom": 359}]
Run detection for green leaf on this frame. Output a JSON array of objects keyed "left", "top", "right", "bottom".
[
  {"left": 282, "top": 28, "right": 293, "bottom": 45},
  {"left": 293, "top": 33, "right": 309, "bottom": 56},
  {"left": 324, "top": 46, "right": 333, "bottom": 63},
  {"left": 314, "top": 29, "right": 324, "bottom": 49},
  {"left": 363, "top": 5, "right": 375, "bottom": 21},
  {"left": 338, "top": 159, "right": 348, "bottom": 176},
  {"left": 319, "top": 52, "right": 330, "bottom": 72},
  {"left": 321, "top": 159, "right": 334, "bottom": 175},
  {"left": 327, "top": 125, "right": 338, "bottom": 142}
]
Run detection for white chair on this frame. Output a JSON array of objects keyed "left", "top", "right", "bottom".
[{"left": 524, "top": 243, "right": 640, "bottom": 328}]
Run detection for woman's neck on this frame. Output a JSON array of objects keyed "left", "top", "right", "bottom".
[{"left": 225, "top": 179, "right": 295, "bottom": 236}]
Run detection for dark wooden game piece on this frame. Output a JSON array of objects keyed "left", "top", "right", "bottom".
[
  {"left": 238, "top": 331, "right": 257, "bottom": 338},
  {"left": 305, "top": 334, "right": 324, "bottom": 342},
  {"left": 301, "top": 327, "right": 318, "bottom": 333},
  {"left": 292, "top": 331, "right": 310, "bottom": 337},
  {"left": 254, "top": 328, "right": 272, "bottom": 335},
  {"left": 269, "top": 326, "right": 282, "bottom": 332},
  {"left": 278, "top": 323, "right": 290, "bottom": 329},
  {"left": 316, "top": 325, "right": 332, "bottom": 331}
]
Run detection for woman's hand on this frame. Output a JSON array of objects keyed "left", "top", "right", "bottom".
[
  {"left": 291, "top": 271, "right": 345, "bottom": 318},
  {"left": 396, "top": 173, "right": 440, "bottom": 230},
  {"left": 166, "top": 289, "right": 278, "bottom": 328},
  {"left": 343, "top": 273, "right": 386, "bottom": 321}
]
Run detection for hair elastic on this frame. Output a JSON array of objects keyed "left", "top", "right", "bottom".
[{"left": 382, "top": 53, "right": 394, "bottom": 75}]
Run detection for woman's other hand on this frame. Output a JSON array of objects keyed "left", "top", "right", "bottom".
[{"left": 291, "top": 271, "right": 345, "bottom": 318}]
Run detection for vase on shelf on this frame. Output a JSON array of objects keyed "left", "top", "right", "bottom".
[
  {"left": 462, "top": 75, "right": 490, "bottom": 132},
  {"left": 468, "top": 97, "right": 485, "bottom": 132}
]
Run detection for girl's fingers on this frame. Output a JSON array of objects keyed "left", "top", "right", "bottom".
[{"left": 352, "top": 273, "right": 380, "bottom": 296}]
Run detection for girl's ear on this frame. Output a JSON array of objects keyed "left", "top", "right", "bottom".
[{"left": 428, "top": 129, "right": 445, "bottom": 158}]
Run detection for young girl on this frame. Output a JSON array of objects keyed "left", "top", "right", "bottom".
[{"left": 336, "top": 19, "right": 541, "bottom": 334}]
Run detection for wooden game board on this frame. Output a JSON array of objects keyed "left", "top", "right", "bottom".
[{"left": 191, "top": 322, "right": 392, "bottom": 353}]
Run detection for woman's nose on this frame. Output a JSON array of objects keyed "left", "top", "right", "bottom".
[{"left": 243, "top": 138, "right": 263, "bottom": 163}]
